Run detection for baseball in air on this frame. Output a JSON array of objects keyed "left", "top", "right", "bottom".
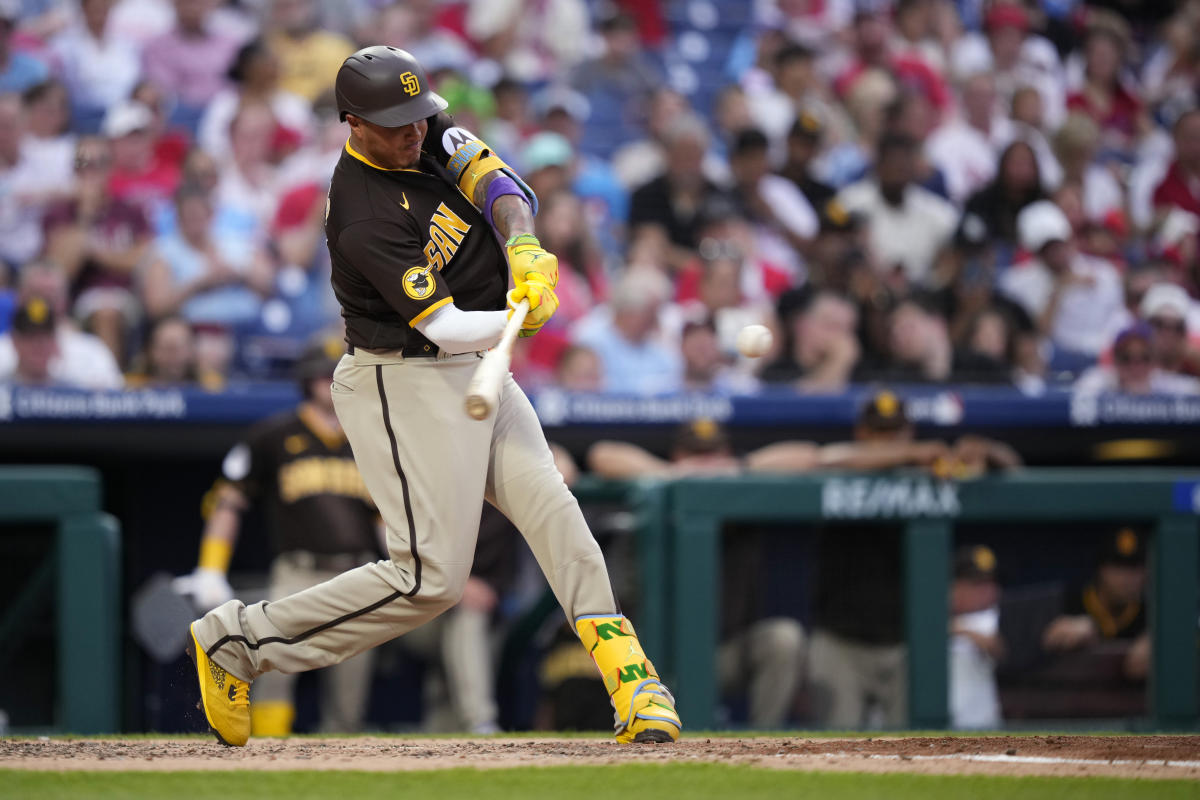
[{"left": 736, "top": 324, "right": 773, "bottom": 358}]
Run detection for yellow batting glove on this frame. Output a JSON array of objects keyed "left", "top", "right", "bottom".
[
  {"left": 506, "top": 233, "right": 558, "bottom": 289},
  {"left": 508, "top": 278, "right": 558, "bottom": 338}
]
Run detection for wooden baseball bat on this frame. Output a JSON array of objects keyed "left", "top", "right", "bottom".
[{"left": 464, "top": 299, "right": 529, "bottom": 420}]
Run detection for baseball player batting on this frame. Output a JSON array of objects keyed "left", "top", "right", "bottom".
[{"left": 186, "top": 46, "right": 681, "bottom": 747}]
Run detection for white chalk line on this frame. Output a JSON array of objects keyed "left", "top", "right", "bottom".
[{"left": 819, "top": 752, "right": 1200, "bottom": 769}]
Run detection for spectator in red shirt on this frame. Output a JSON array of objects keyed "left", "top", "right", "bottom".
[
  {"left": 103, "top": 100, "right": 181, "bottom": 222},
  {"left": 1152, "top": 109, "right": 1200, "bottom": 221},
  {"left": 834, "top": 10, "right": 949, "bottom": 116},
  {"left": 1065, "top": 13, "right": 1148, "bottom": 156}
]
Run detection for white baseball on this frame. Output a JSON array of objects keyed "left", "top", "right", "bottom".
[{"left": 736, "top": 324, "right": 773, "bottom": 358}]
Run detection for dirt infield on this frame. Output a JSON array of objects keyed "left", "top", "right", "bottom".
[{"left": 3, "top": 735, "right": 1199, "bottom": 779}]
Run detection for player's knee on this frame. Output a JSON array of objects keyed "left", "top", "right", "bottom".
[{"left": 417, "top": 562, "right": 471, "bottom": 612}]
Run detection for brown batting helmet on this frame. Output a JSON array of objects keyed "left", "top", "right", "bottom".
[{"left": 335, "top": 46, "right": 447, "bottom": 127}]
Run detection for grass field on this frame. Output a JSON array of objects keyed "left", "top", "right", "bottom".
[{"left": 2, "top": 764, "right": 1199, "bottom": 800}]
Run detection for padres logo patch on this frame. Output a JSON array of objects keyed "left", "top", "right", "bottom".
[
  {"left": 400, "top": 71, "right": 420, "bottom": 96},
  {"left": 403, "top": 266, "right": 436, "bottom": 300}
]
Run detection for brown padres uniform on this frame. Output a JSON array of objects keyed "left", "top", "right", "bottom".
[{"left": 192, "top": 118, "right": 619, "bottom": 685}]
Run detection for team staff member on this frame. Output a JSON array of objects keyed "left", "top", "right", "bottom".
[
  {"left": 175, "top": 337, "right": 382, "bottom": 736},
  {"left": 186, "top": 47, "right": 681, "bottom": 747}
]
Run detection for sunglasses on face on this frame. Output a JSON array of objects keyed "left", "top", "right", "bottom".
[
  {"left": 1115, "top": 349, "right": 1151, "bottom": 365},
  {"left": 1149, "top": 317, "right": 1186, "bottom": 335}
]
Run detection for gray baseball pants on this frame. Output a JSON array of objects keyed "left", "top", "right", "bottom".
[{"left": 193, "top": 347, "right": 617, "bottom": 681}]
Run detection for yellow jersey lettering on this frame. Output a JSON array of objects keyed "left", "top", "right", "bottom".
[
  {"left": 279, "top": 457, "right": 372, "bottom": 503},
  {"left": 430, "top": 203, "right": 470, "bottom": 245},
  {"left": 422, "top": 240, "right": 444, "bottom": 272}
]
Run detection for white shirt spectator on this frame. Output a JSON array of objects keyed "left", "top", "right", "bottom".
[
  {"left": 953, "top": 32, "right": 1066, "bottom": 129},
  {"left": 926, "top": 118, "right": 1001, "bottom": 205},
  {"left": 836, "top": 179, "right": 958, "bottom": 285},
  {"left": 999, "top": 253, "right": 1124, "bottom": 357},
  {"left": 0, "top": 144, "right": 52, "bottom": 266},
  {"left": 0, "top": 327, "right": 124, "bottom": 389},
  {"left": 50, "top": 17, "right": 142, "bottom": 114}
]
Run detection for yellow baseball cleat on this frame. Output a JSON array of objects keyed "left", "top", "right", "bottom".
[
  {"left": 186, "top": 623, "right": 250, "bottom": 746},
  {"left": 576, "top": 615, "right": 682, "bottom": 744}
]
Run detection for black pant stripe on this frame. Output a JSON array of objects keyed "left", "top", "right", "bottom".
[
  {"left": 203, "top": 365, "right": 424, "bottom": 660},
  {"left": 376, "top": 363, "right": 423, "bottom": 596},
  {"left": 206, "top": 589, "right": 403, "bottom": 655}
]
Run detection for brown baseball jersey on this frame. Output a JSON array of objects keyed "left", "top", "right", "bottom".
[
  {"left": 220, "top": 405, "right": 379, "bottom": 556},
  {"left": 325, "top": 128, "right": 508, "bottom": 352}
]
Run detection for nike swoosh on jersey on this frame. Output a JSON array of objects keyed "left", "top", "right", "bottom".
[{"left": 398, "top": 192, "right": 410, "bottom": 210}]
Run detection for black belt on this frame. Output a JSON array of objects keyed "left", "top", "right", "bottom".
[{"left": 347, "top": 342, "right": 440, "bottom": 358}]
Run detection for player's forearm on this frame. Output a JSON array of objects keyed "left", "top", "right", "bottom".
[
  {"left": 475, "top": 171, "right": 536, "bottom": 239},
  {"left": 198, "top": 505, "right": 241, "bottom": 572},
  {"left": 587, "top": 441, "right": 673, "bottom": 479}
]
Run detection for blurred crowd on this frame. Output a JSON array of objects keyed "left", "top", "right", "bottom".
[{"left": 0, "top": 0, "right": 1198, "bottom": 396}]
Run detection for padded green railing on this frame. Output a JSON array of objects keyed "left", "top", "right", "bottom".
[
  {"left": 0, "top": 466, "right": 120, "bottom": 733},
  {"left": 576, "top": 469, "right": 1199, "bottom": 731}
]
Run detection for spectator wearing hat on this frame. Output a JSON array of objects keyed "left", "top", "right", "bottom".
[
  {"left": 1042, "top": 526, "right": 1152, "bottom": 680},
  {"left": 1140, "top": 282, "right": 1200, "bottom": 378},
  {"left": 1074, "top": 322, "right": 1200, "bottom": 396},
  {"left": 587, "top": 419, "right": 806, "bottom": 728},
  {"left": 1152, "top": 109, "right": 1200, "bottom": 221},
  {"left": 952, "top": 1, "right": 1065, "bottom": 131},
  {"left": 197, "top": 37, "right": 313, "bottom": 163},
  {"left": 142, "top": 0, "right": 244, "bottom": 133},
  {"left": 41, "top": 135, "right": 153, "bottom": 366},
  {"left": 998, "top": 199, "right": 1123, "bottom": 360},
  {"left": 103, "top": 99, "right": 182, "bottom": 219},
  {"left": 0, "top": 261, "right": 122, "bottom": 388},
  {"left": 761, "top": 288, "right": 860, "bottom": 392},
  {"left": 836, "top": 132, "right": 958, "bottom": 288},
  {"left": 2, "top": 295, "right": 57, "bottom": 384},
  {"left": 950, "top": 544, "right": 1004, "bottom": 730},
  {"left": 0, "top": 2, "right": 49, "bottom": 94},
  {"left": 48, "top": 0, "right": 142, "bottom": 134},
  {"left": 779, "top": 110, "right": 837, "bottom": 213}
]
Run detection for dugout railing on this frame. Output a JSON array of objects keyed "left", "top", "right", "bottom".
[
  {"left": 0, "top": 466, "right": 121, "bottom": 733},
  {"left": 575, "top": 469, "right": 1200, "bottom": 731}
]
